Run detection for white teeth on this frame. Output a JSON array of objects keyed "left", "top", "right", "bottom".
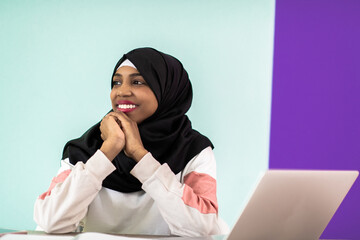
[{"left": 117, "top": 104, "right": 136, "bottom": 109}]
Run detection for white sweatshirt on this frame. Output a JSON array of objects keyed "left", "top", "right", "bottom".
[{"left": 33, "top": 146, "right": 229, "bottom": 237}]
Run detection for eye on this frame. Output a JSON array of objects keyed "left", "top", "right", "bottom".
[
  {"left": 112, "top": 80, "right": 122, "bottom": 86},
  {"left": 132, "top": 80, "right": 146, "bottom": 85}
]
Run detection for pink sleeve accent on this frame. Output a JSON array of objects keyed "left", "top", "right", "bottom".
[
  {"left": 182, "top": 171, "right": 218, "bottom": 214},
  {"left": 38, "top": 169, "right": 72, "bottom": 200}
]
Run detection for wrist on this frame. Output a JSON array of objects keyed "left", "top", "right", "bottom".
[
  {"left": 131, "top": 148, "right": 149, "bottom": 162},
  {"left": 100, "top": 140, "right": 123, "bottom": 161}
]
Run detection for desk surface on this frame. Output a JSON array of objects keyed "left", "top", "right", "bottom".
[
  {"left": 0, "top": 229, "right": 223, "bottom": 240},
  {"left": 0, "top": 229, "right": 344, "bottom": 240}
]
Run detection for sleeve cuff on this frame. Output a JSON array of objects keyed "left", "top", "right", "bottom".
[
  {"left": 130, "top": 152, "right": 161, "bottom": 183},
  {"left": 85, "top": 150, "right": 116, "bottom": 181}
]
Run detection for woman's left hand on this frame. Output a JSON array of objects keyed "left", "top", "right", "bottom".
[{"left": 107, "top": 112, "right": 148, "bottom": 162}]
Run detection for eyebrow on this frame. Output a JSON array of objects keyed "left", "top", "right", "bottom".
[{"left": 113, "top": 73, "right": 143, "bottom": 78}]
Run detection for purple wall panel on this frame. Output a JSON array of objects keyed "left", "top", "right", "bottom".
[{"left": 270, "top": 0, "right": 360, "bottom": 238}]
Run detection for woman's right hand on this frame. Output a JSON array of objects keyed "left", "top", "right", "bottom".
[{"left": 99, "top": 114, "right": 125, "bottom": 161}]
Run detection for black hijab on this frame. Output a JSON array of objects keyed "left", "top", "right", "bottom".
[{"left": 62, "top": 47, "right": 213, "bottom": 192}]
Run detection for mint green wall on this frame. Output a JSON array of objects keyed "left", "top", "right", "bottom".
[{"left": 0, "top": 0, "right": 275, "bottom": 230}]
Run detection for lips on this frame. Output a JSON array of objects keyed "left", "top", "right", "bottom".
[{"left": 116, "top": 100, "right": 138, "bottom": 113}]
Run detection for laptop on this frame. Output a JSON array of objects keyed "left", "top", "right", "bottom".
[
  {"left": 160, "top": 170, "right": 358, "bottom": 240},
  {"left": 222, "top": 170, "right": 359, "bottom": 240}
]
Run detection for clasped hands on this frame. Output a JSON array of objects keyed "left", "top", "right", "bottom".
[{"left": 99, "top": 112, "right": 148, "bottom": 162}]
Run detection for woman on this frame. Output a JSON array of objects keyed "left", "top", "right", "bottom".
[{"left": 34, "top": 47, "right": 228, "bottom": 237}]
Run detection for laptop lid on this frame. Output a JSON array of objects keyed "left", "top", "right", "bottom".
[{"left": 226, "top": 170, "right": 358, "bottom": 240}]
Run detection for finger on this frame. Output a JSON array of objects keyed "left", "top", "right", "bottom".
[
  {"left": 103, "top": 114, "right": 120, "bottom": 125},
  {"left": 108, "top": 111, "right": 132, "bottom": 123},
  {"left": 106, "top": 115, "right": 129, "bottom": 131},
  {"left": 103, "top": 113, "right": 117, "bottom": 120},
  {"left": 106, "top": 114, "right": 121, "bottom": 126}
]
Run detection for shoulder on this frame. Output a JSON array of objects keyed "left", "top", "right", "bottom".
[{"left": 182, "top": 146, "right": 216, "bottom": 180}]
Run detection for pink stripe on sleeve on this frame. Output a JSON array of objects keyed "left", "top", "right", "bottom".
[
  {"left": 182, "top": 171, "right": 218, "bottom": 214},
  {"left": 38, "top": 169, "right": 71, "bottom": 200}
]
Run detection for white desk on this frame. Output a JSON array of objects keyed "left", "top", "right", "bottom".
[{"left": 0, "top": 230, "right": 223, "bottom": 240}]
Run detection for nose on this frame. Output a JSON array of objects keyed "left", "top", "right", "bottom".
[{"left": 116, "top": 83, "right": 132, "bottom": 97}]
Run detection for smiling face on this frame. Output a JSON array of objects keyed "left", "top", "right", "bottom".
[{"left": 110, "top": 66, "right": 158, "bottom": 123}]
